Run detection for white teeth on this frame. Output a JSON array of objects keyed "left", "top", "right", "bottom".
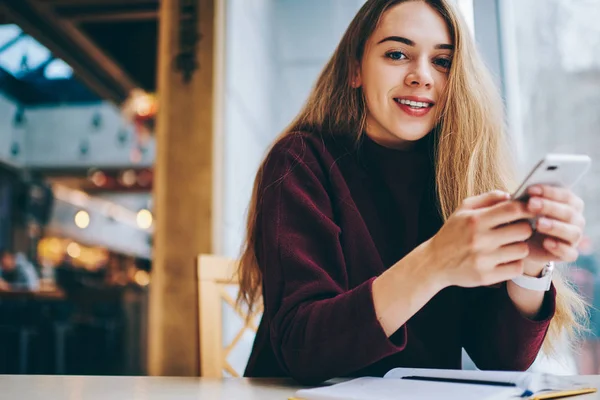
[{"left": 397, "top": 99, "right": 431, "bottom": 108}]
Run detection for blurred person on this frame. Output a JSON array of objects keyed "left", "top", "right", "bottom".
[
  {"left": 235, "top": 0, "right": 588, "bottom": 384},
  {"left": 0, "top": 250, "right": 40, "bottom": 291},
  {"left": 54, "top": 254, "right": 85, "bottom": 292},
  {"left": 574, "top": 236, "right": 600, "bottom": 374}
]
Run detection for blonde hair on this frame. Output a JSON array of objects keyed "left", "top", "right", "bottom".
[{"left": 237, "top": 0, "right": 586, "bottom": 357}]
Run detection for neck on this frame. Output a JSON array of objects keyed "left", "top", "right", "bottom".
[
  {"left": 365, "top": 132, "right": 416, "bottom": 150},
  {"left": 363, "top": 118, "right": 425, "bottom": 150}
]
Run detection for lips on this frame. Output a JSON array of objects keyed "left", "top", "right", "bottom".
[
  {"left": 394, "top": 99, "right": 432, "bottom": 108},
  {"left": 393, "top": 97, "right": 434, "bottom": 117}
]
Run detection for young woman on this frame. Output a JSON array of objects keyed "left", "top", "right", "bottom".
[{"left": 236, "top": 0, "right": 587, "bottom": 385}]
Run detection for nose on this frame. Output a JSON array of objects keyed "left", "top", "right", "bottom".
[{"left": 404, "top": 58, "right": 434, "bottom": 88}]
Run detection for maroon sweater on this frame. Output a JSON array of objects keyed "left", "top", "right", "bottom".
[{"left": 244, "top": 131, "right": 555, "bottom": 385}]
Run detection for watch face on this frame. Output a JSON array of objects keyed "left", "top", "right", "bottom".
[{"left": 542, "top": 262, "right": 555, "bottom": 277}]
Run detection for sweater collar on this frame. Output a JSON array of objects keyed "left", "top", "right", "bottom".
[{"left": 357, "top": 131, "right": 435, "bottom": 181}]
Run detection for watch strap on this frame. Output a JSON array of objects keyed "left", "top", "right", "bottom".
[{"left": 511, "top": 262, "right": 554, "bottom": 291}]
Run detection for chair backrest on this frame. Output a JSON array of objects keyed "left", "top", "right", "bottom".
[{"left": 197, "top": 254, "right": 262, "bottom": 377}]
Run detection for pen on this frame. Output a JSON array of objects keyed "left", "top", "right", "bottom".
[
  {"left": 401, "top": 375, "right": 517, "bottom": 387},
  {"left": 402, "top": 377, "right": 597, "bottom": 399}
]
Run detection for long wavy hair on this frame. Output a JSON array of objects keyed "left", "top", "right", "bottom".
[{"left": 236, "top": 0, "right": 586, "bottom": 356}]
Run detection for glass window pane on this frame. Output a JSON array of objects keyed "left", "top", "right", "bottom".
[
  {"left": 0, "top": 24, "right": 22, "bottom": 48},
  {"left": 44, "top": 58, "right": 74, "bottom": 79},
  {"left": 0, "top": 35, "right": 51, "bottom": 75},
  {"left": 507, "top": 0, "right": 600, "bottom": 375}
]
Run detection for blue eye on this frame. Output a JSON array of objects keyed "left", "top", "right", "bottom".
[
  {"left": 385, "top": 51, "right": 406, "bottom": 61},
  {"left": 434, "top": 58, "right": 452, "bottom": 69}
]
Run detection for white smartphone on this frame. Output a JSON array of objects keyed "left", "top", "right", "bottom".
[{"left": 511, "top": 153, "right": 591, "bottom": 202}]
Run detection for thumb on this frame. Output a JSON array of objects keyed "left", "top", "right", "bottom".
[{"left": 462, "top": 190, "right": 510, "bottom": 210}]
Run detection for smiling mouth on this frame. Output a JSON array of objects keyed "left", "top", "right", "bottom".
[{"left": 394, "top": 98, "right": 434, "bottom": 109}]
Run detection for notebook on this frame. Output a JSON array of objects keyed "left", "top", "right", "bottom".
[{"left": 293, "top": 368, "right": 597, "bottom": 400}]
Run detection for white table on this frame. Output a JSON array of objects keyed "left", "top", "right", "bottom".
[
  {"left": 1, "top": 375, "right": 600, "bottom": 399},
  {"left": 0, "top": 376, "right": 304, "bottom": 400}
]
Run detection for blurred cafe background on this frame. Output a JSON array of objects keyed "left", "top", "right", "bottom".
[{"left": 0, "top": 0, "right": 599, "bottom": 378}]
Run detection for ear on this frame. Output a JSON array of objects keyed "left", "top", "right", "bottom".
[{"left": 350, "top": 61, "right": 362, "bottom": 89}]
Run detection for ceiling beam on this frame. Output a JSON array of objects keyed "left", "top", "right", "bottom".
[
  {"left": 0, "top": 31, "right": 26, "bottom": 54},
  {"left": 0, "top": 0, "right": 139, "bottom": 103},
  {"left": 38, "top": 0, "right": 158, "bottom": 6},
  {"left": 53, "top": 2, "right": 159, "bottom": 22},
  {"left": 64, "top": 10, "right": 159, "bottom": 23}
]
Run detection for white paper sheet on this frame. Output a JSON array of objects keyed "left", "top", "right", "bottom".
[
  {"left": 384, "top": 367, "right": 591, "bottom": 393},
  {"left": 294, "top": 377, "right": 521, "bottom": 400}
]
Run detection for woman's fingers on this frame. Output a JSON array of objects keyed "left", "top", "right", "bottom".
[
  {"left": 543, "top": 237, "right": 579, "bottom": 262},
  {"left": 493, "top": 242, "right": 530, "bottom": 265},
  {"left": 486, "top": 221, "right": 534, "bottom": 248},
  {"left": 476, "top": 242, "right": 529, "bottom": 270},
  {"left": 527, "top": 197, "right": 583, "bottom": 225},
  {"left": 529, "top": 185, "right": 584, "bottom": 213},
  {"left": 449, "top": 189, "right": 584, "bottom": 287},
  {"left": 474, "top": 244, "right": 529, "bottom": 285},
  {"left": 479, "top": 200, "right": 535, "bottom": 230},
  {"left": 536, "top": 217, "right": 583, "bottom": 247}
]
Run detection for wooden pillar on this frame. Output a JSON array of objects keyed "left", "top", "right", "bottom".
[{"left": 149, "top": 0, "right": 225, "bottom": 376}]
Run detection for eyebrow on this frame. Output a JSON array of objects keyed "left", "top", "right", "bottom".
[{"left": 376, "top": 36, "right": 454, "bottom": 50}]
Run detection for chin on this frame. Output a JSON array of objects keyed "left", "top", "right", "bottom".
[{"left": 391, "top": 128, "right": 432, "bottom": 143}]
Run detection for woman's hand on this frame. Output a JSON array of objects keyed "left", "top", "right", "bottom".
[
  {"left": 427, "top": 190, "right": 535, "bottom": 288},
  {"left": 522, "top": 185, "right": 585, "bottom": 275}
]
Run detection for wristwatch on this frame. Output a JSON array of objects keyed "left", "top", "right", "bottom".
[{"left": 510, "top": 261, "right": 555, "bottom": 291}]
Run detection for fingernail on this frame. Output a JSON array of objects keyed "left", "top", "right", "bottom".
[
  {"left": 538, "top": 218, "right": 552, "bottom": 229},
  {"left": 529, "top": 198, "right": 542, "bottom": 210},
  {"left": 529, "top": 186, "right": 543, "bottom": 196},
  {"left": 545, "top": 238, "right": 558, "bottom": 249}
]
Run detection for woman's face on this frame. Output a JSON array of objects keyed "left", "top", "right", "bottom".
[{"left": 355, "top": 1, "right": 453, "bottom": 149}]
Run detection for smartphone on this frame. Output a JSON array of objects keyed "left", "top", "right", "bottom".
[{"left": 511, "top": 153, "right": 591, "bottom": 202}]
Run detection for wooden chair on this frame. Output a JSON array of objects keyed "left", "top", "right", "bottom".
[{"left": 197, "top": 254, "right": 263, "bottom": 377}]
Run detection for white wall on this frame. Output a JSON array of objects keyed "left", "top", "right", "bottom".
[
  {"left": 221, "top": 0, "right": 366, "bottom": 258},
  {"left": 221, "top": 0, "right": 277, "bottom": 257},
  {"left": 272, "top": 0, "right": 366, "bottom": 132},
  {"left": 24, "top": 103, "right": 155, "bottom": 168},
  {"left": 0, "top": 94, "right": 25, "bottom": 167},
  {"left": 0, "top": 97, "right": 155, "bottom": 169}
]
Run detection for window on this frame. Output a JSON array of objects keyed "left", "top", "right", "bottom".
[
  {"left": 44, "top": 59, "right": 74, "bottom": 80},
  {"left": 504, "top": 0, "right": 600, "bottom": 375},
  {"left": 0, "top": 24, "right": 22, "bottom": 47},
  {"left": 0, "top": 24, "right": 73, "bottom": 79},
  {"left": 0, "top": 34, "right": 50, "bottom": 76}
]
